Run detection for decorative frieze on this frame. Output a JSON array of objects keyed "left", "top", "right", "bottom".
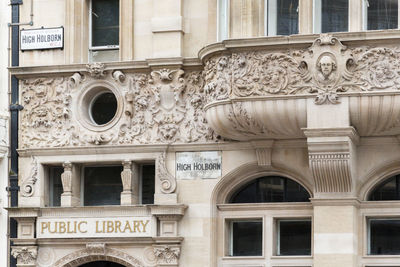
[{"left": 20, "top": 68, "right": 217, "bottom": 149}]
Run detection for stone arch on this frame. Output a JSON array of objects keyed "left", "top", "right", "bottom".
[
  {"left": 209, "top": 161, "right": 313, "bottom": 266},
  {"left": 358, "top": 160, "right": 400, "bottom": 201},
  {"left": 53, "top": 247, "right": 144, "bottom": 267}
]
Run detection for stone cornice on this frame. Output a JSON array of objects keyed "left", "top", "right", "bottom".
[
  {"left": 9, "top": 57, "right": 202, "bottom": 77},
  {"left": 310, "top": 198, "right": 361, "bottom": 207}
]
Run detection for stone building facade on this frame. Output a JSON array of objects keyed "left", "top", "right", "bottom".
[{"left": 7, "top": 0, "right": 400, "bottom": 267}]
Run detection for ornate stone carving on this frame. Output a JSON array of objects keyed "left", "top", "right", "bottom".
[
  {"left": 153, "top": 245, "right": 180, "bottom": 265},
  {"left": 37, "top": 247, "right": 55, "bottom": 267},
  {"left": 61, "top": 161, "right": 72, "bottom": 193},
  {"left": 53, "top": 247, "right": 144, "bottom": 267},
  {"left": 86, "top": 62, "right": 106, "bottom": 78},
  {"left": 156, "top": 152, "right": 176, "bottom": 194},
  {"left": 86, "top": 243, "right": 106, "bottom": 255},
  {"left": 11, "top": 246, "right": 38, "bottom": 265},
  {"left": 121, "top": 160, "right": 132, "bottom": 192},
  {"left": 20, "top": 69, "right": 217, "bottom": 149},
  {"left": 20, "top": 157, "right": 38, "bottom": 197},
  {"left": 203, "top": 34, "right": 400, "bottom": 105}
]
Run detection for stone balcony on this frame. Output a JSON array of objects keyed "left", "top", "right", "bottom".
[{"left": 199, "top": 32, "right": 400, "bottom": 141}]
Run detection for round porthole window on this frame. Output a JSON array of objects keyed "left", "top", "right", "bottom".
[
  {"left": 76, "top": 81, "right": 123, "bottom": 132},
  {"left": 90, "top": 92, "right": 118, "bottom": 125}
]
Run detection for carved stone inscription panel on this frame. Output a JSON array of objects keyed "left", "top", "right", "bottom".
[{"left": 20, "top": 68, "right": 218, "bottom": 149}]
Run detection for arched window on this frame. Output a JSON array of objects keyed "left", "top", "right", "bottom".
[
  {"left": 368, "top": 174, "right": 400, "bottom": 201},
  {"left": 229, "top": 175, "right": 310, "bottom": 203}
]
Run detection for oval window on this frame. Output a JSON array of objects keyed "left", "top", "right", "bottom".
[{"left": 90, "top": 92, "right": 118, "bottom": 125}]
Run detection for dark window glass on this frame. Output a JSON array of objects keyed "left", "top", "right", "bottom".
[
  {"left": 368, "top": 0, "right": 398, "bottom": 30},
  {"left": 321, "top": 0, "right": 348, "bottom": 33},
  {"left": 278, "top": 220, "right": 311, "bottom": 255},
  {"left": 141, "top": 165, "right": 155, "bottom": 204},
  {"left": 79, "top": 261, "right": 125, "bottom": 267},
  {"left": 369, "top": 176, "right": 400, "bottom": 201},
  {"left": 229, "top": 176, "right": 310, "bottom": 203},
  {"left": 231, "top": 220, "right": 262, "bottom": 256},
  {"left": 277, "top": 0, "right": 299, "bottom": 35},
  {"left": 91, "top": 92, "right": 117, "bottom": 125},
  {"left": 369, "top": 219, "right": 400, "bottom": 255},
  {"left": 92, "top": 0, "right": 119, "bottom": 47},
  {"left": 84, "top": 166, "right": 123, "bottom": 206},
  {"left": 49, "top": 167, "right": 64, "bottom": 207}
]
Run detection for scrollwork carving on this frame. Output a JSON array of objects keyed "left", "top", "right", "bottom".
[
  {"left": 156, "top": 152, "right": 176, "bottom": 194},
  {"left": 153, "top": 245, "right": 180, "bottom": 265},
  {"left": 20, "top": 157, "right": 38, "bottom": 197}
]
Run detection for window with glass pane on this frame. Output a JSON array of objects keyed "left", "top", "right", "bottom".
[
  {"left": 84, "top": 166, "right": 123, "bottom": 206},
  {"left": 230, "top": 220, "right": 263, "bottom": 256},
  {"left": 276, "top": 0, "right": 299, "bottom": 35},
  {"left": 91, "top": 0, "right": 119, "bottom": 47},
  {"left": 278, "top": 220, "right": 311, "bottom": 255},
  {"left": 229, "top": 176, "right": 310, "bottom": 203},
  {"left": 141, "top": 164, "right": 155, "bottom": 204},
  {"left": 367, "top": 0, "right": 398, "bottom": 30},
  {"left": 49, "top": 166, "right": 64, "bottom": 207},
  {"left": 369, "top": 175, "right": 400, "bottom": 201},
  {"left": 369, "top": 219, "right": 400, "bottom": 255},
  {"left": 317, "top": 0, "right": 348, "bottom": 33}
]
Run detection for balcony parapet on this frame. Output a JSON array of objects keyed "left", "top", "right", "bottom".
[{"left": 201, "top": 33, "right": 400, "bottom": 140}]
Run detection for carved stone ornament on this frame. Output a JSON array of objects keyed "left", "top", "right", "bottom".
[
  {"left": 156, "top": 152, "right": 176, "bottom": 194},
  {"left": 203, "top": 34, "right": 400, "bottom": 105},
  {"left": 20, "top": 157, "right": 38, "bottom": 197},
  {"left": 153, "top": 245, "right": 180, "bottom": 265},
  {"left": 53, "top": 247, "right": 144, "bottom": 267},
  {"left": 61, "top": 161, "right": 72, "bottom": 193},
  {"left": 20, "top": 69, "right": 217, "bottom": 149},
  {"left": 11, "top": 246, "right": 38, "bottom": 265},
  {"left": 121, "top": 160, "right": 132, "bottom": 192},
  {"left": 86, "top": 62, "right": 106, "bottom": 78}
]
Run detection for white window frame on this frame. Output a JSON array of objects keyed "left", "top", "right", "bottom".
[
  {"left": 218, "top": 0, "right": 299, "bottom": 40},
  {"left": 89, "top": 0, "right": 120, "bottom": 52},
  {"left": 367, "top": 217, "right": 400, "bottom": 255},
  {"left": 362, "top": 0, "right": 400, "bottom": 31},
  {"left": 227, "top": 218, "right": 264, "bottom": 257},
  {"left": 313, "top": 0, "right": 350, "bottom": 33},
  {"left": 276, "top": 218, "right": 312, "bottom": 256}
]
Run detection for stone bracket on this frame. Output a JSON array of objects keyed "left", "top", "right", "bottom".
[
  {"left": 304, "top": 127, "right": 359, "bottom": 196},
  {"left": 11, "top": 246, "right": 38, "bottom": 267}
]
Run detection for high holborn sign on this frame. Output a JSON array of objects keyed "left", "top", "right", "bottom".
[
  {"left": 37, "top": 217, "right": 152, "bottom": 238},
  {"left": 20, "top": 27, "right": 64, "bottom": 51}
]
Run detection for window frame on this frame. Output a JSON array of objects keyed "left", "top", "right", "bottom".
[
  {"left": 88, "top": 0, "right": 120, "bottom": 60},
  {"left": 313, "top": 0, "right": 350, "bottom": 33},
  {"left": 362, "top": 0, "right": 400, "bottom": 31},
  {"left": 367, "top": 217, "right": 400, "bottom": 255},
  {"left": 275, "top": 218, "right": 312, "bottom": 256}
]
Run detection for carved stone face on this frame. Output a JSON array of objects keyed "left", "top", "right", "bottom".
[{"left": 319, "top": 55, "right": 335, "bottom": 77}]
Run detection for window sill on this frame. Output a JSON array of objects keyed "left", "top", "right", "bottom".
[
  {"left": 363, "top": 255, "right": 400, "bottom": 259},
  {"left": 271, "top": 255, "right": 313, "bottom": 259},
  {"left": 222, "top": 256, "right": 264, "bottom": 260}
]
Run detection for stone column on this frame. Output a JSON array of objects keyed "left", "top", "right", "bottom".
[
  {"left": 120, "top": 160, "right": 139, "bottom": 205},
  {"left": 61, "top": 161, "right": 80, "bottom": 207}
]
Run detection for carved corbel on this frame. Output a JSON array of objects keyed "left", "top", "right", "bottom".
[
  {"left": 11, "top": 246, "right": 38, "bottom": 267},
  {"left": 112, "top": 70, "right": 126, "bottom": 83},
  {"left": 252, "top": 140, "right": 274, "bottom": 167},
  {"left": 304, "top": 127, "right": 359, "bottom": 196},
  {"left": 69, "top": 72, "right": 83, "bottom": 88},
  {"left": 153, "top": 245, "right": 180, "bottom": 266}
]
